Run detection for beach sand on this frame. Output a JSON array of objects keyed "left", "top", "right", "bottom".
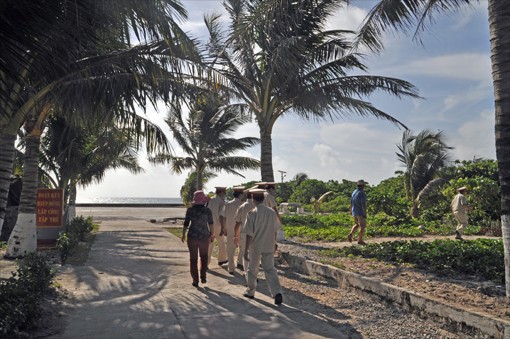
[{"left": 76, "top": 206, "right": 186, "bottom": 222}]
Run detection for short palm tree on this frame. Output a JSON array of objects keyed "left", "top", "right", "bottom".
[
  {"left": 151, "top": 86, "right": 260, "bottom": 191},
  {"left": 203, "top": 0, "right": 420, "bottom": 182},
  {"left": 39, "top": 116, "right": 145, "bottom": 221},
  {"left": 396, "top": 129, "right": 452, "bottom": 217}
]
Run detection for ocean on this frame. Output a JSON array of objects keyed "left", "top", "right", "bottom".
[{"left": 76, "top": 197, "right": 183, "bottom": 205}]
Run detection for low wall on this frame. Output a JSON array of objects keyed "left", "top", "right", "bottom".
[{"left": 282, "top": 252, "right": 510, "bottom": 339}]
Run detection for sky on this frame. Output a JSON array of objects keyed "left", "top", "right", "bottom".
[{"left": 77, "top": 1, "right": 495, "bottom": 201}]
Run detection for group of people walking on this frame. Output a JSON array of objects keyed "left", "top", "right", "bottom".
[
  {"left": 180, "top": 178, "right": 471, "bottom": 305},
  {"left": 181, "top": 183, "right": 284, "bottom": 305}
]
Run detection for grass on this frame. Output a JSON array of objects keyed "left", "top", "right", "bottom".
[{"left": 319, "top": 238, "right": 504, "bottom": 284}]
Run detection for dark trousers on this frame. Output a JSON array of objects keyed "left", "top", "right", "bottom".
[{"left": 187, "top": 237, "right": 209, "bottom": 283}]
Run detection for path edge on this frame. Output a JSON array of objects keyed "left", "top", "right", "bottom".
[{"left": 282, "top": 252, "right": 510, "bottom": 339}]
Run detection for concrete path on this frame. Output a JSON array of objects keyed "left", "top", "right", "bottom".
[{"left": 49, "top": 210, "right": 345, "bottom": 339}]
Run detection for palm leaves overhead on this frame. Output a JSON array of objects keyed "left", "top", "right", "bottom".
[
  {"left": 152, "top": 85, "right": 260, "bottom": 190},
  {"left": 0, "top": 0, "right": 198, "bottom": 122},
  {"left": 354, "top": 0, "right": 473, "bottom": 53},
  {"left": 396, "top": 129, "right": 453, "bottom": 216},
  {"left": 204, "top": 0, "right": 420, "bottom": 181},
  {"left": 40, "top": 116, "right": 145, "bottom": 190}
]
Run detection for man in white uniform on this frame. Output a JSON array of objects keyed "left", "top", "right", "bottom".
[
  {"left": 243, "top": 188, "right": 283, "bottom": 305},
  {"left": 257, "top": 182, "right": 284, "bottom": 249},
  {"left": 208, "top": 187, "right": 227, "bottom": 265},
  {"left": 224, "top": 186, "right": 245, "bottom": 274},
  {"left": 451, "top": 186, "right": 470, "bottom": 240},
  {"left": 234, "top": 189, "right": 255, "bottom": 271}
]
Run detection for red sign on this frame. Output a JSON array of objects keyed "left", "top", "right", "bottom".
[{"left": 36, "top": 189, "right": 64, "bottom": 227}]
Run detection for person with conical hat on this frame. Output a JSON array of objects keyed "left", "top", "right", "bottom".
[
  {"left": 347, "top": 180, "right": 368, "bottom": 245},
  {"left": 234, "top": 188, "right": 256, "bottom": 271},
  {"left": 243, "top": 188, "right": 283, "bottom": 305},
  {"left": 451, "top": 186, "right": 470, "bottom": 240},
  {"left": 224, "top": 186, "right": 245, "bottom": 274},
  {"left": 207, "top": 186, "right": 228, "bottom": 266}
]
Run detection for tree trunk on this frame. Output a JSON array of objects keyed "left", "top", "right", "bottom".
[
  {"left": 0, "top": 133, "right": 17, "bottom": 235},
  {"left": 65, "top": 183, "right": 77, "bottom": 224},
  {"left": 260, "top": 127, "right": 275, "bottom": 182},
  {"left": 5, "top": 135, "right": 40, "bottom": 257},
  {"left": 196, "top": 168, "right": 203, "bottom": 190},
  {"left": 488, "top": 0, "right": 510, "bottom": 299}
]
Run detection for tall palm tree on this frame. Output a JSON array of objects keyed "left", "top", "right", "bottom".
[
  {"left": 151, "top": 86, "right": 260, "bottom": 191},
  {"left": 354, "top": 0, "right": 510, "bottom": 300},
  {"left": 1, "top": 0, "right": 199, "bottom": 257},
  {"left": 396, "top": 129, "right": 452, "bottom": 217},
  {"left": 203, "top": 0, "right": 420, "bottom": 182}
]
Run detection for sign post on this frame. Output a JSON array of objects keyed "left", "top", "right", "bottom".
[{"left": 36, "top": 188, "right": 64, "bottom": 246}]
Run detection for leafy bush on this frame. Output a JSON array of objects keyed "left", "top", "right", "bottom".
[
  {"left": 326, "top": 239, "right": 504, "bottom": 283},
  {"left": 0, "top": 253, "right": 55, "bottom": 337},
  {"left": 282, "top": 212, "right": 425, "bottom": 240},
  {"left": 67, "top": 216, "right": 95, "bottom": 241},
  {"left": 56, "top": 232, "right": 76, "bottom": 264},
  {"left": 289, "top": 179, "right": 329, "bottom": 204},
  {"left": 57, "top": 216, "right": 97, "bottom": 264}
]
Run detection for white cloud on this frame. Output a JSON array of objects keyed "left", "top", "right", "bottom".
[
  {"left": 451, "top": 109, "right": 496, "bottom": 161},
  {"left": 440, "top": 81, "right": 493, "bottom": 113},
  {"left": 327, "top": 4, "right": 367, "bottom": 31},
  {"left": 385, "top": 53, "right": 491, "bottom": 82}
]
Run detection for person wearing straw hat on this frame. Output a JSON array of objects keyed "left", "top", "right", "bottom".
[
  {"left": 224, "top": 186, "right": 246, "bottom": 274},
  {"left": 243, "top": 188, "right": 283, "bottom": 305},
  {"left": 234, "top": 188, "right": 256, "bottom": 271},
  {"left": 207, "top": 186, "right": 228, "bottom": 266},
  {"left": 182, "top": 190, "right": 214, "bottom": 287},
  {"left": 451, "top": 186, "right": 470, "bottom": 240},
  {"left": 347, "top": 179, "right": 368, "bottom": 245}
]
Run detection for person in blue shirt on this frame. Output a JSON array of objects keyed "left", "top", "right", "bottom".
[{"left": 347, "top": 180, "right": 368, "bottom": 245}]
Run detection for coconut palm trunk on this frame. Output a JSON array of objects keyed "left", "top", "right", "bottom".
[
  {"left": 0, "top": 133, "right": 17, "bottom": 235},
  {"left": 5, "top": 135, "right": 40, "bottom": 257},
  {"left": 488, "top": 0, "right": 510, "bottom": 299},
  {"left": 65, "top": 182, "right": 77, "bottom": 224},
  {"left": 260, "top": 126, "right": 275, "bottom": 182}
]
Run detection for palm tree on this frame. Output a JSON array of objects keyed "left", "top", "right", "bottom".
[
  {"left": 1, "top": 0, "right": 200, "bottom": 257},
  {"left": 151, "top": 86, "right": 260, "bottom": 191},
  {"left": 396, "top": 129, "right": 452, "bottom": 218},
  {"left": 180, "top": 170, "right": 217, "bottom": 207},
  {"left": 354, "top": 0, "right": 510, "bottom": 300},
  {"left": 203, "top": 0, "right": 420, "bottom": 182},
  {"left": 39, "top": 116, "right": 146, "bottom": 222},
  {"left": 293, "top": 173, "right": 310, "bottom": 188}
]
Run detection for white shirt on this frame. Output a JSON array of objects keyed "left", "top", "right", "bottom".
[
  {"left": 235, "top": 199, "right": 255, "bottom": 234},
  {"left": 451, "top": 193, "right": 468, "bottom": 213},
  {"left": 207, "top": 195, "right": 225, "bottom": 226},
  {"left": 224, "top": 197, "right": 244, "bottom": 234},
  {"left": 264, "top": 191, "right": 277, "bottom": 208},
  {"left": 244, "top": 204, "right": 278, "bottom": 253}
]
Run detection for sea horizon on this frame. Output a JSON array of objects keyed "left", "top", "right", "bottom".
[{"left": 76, "top": 197, "right": 183, "bottom": 204}]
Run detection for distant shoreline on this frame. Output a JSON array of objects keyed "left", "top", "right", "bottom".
[{"left": 76, "top": 203, "right": 184, "bottom": 208}]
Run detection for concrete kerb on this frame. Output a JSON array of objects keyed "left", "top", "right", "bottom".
[{"left": 282, "top": 252, "right": 510, "bottom": 339}]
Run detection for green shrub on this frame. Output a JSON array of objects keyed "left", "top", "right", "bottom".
[
  {"left": 56, "top": 232, "right": 77, "bottom": 264},
  {"left": 67, "top": 216, "right": 95, "bottom": 241},
  {"left": 327, "top": 239, "right": 504, "bottom": 284},
  {"left": 57, "top": 216, "right": 96, "bottom": 264},
  {"left": 0, "top": 253, "right": 55, "bottom": 337}
]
